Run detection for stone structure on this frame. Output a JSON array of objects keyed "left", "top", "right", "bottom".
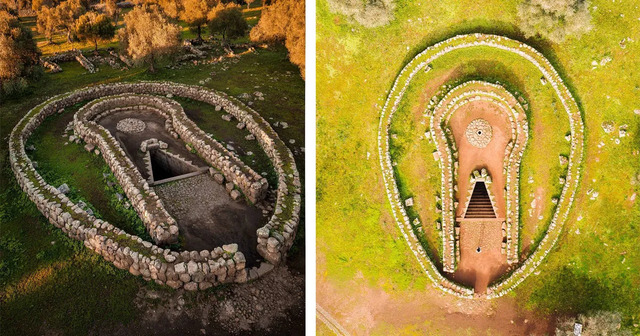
[
  {"left": 9, "top": 81, "right": 301, "bottom": 290},
  {"left": 431, "top": 81, "right": 529, "bottom": 271},
  {"left": 464, "top": 118, "right": 493, "bottom": 148},
  {"left": 116, "top": 117, "right": 146, "bottom": 134},
  {"left": 377, "top": 34, "right": 584, "bottom": 298}
]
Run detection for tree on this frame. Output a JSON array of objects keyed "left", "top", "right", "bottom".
[
  {"left": 118, "top": 4, "right": 181, "bottom": 72},
  {"left": 103, "top": 0, "right": 119, "bottom": 24},
  {"left": 250, "top": 0, "right": 304, "bottom": 78},
  {"left": 0, "top": 10, "right": 41, "bottom": 96},
  {"left": 36, "top": 4, "right": 58, "bottom": 42},
  {"left": 517, "top": 0, "right": 593, "bottom": 43},
  {"left": 207, "top": 3, "right": 246, "bottom": 43},
  {"left": 181, "top": 0, "right": 214, "bottom": 40},
  {"left": 0, "top": 0, "right": 19, "bottom": 15},
  {"left": 556, "top": 311, "right": 632, "bottom": 336},
  {"left": 32, "top": 0, "right": 58, "bottom": 11},
  {"left": 245, "top": 0, "right": 254, "bottom": 9},
  {"left": 36, "top": 0, "right": 87, "bottom": 44},
  {"left": 157, "top": 0, "right": 181, "bottom": 19},
  {"left": 75, "top": 11, "right": 115, "bottom": 51}
]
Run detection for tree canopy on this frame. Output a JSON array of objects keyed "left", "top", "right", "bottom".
[
  {"left": 181, "top": 0, "right": 215, "bottom": 40},
  {"left": 75, "top": 11, "right": 115, "bottom": 50},
  {"left": 250, "top": 0, "right": 305, "bottom": 78},
  {"left": 36, "top": 0, "right": 87, "bottom": 43},
  {"left": 118, "top": 4, "right": 181, "bottom": 72},
  {"left": 326, "top": 0, "right": 395, "bottom": 28},
  {"left": 207, "top": 3, "right": 247, "bottom": 43},
  {"left": 0, "top": 10, "right": 41, "bottom": 96},
  {"left": 517, "top": 0, "right": 593, "bottom": 43}
]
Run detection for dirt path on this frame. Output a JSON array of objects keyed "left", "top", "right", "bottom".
[
  {"left": 448, "top": 100, "right": 511, "bottom": 291},
  {"left": 98, "top": 261, "right": 305, "bottom": 336},
  {"left": 453, "top": 220, "right": 509, "bottom": 292},
  {"left": 449, "top": 100, "right": 511, "bottom": 219},
  {"left": 316, "top": 268, "right": 555, "bottom": 335}
]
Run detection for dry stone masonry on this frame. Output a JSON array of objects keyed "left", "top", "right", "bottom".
[
  {"left": 430, "top": 81, "right": 529, "bottom": 271},
  {"left": 116, "top": 117, "right": 146, "bottom": 134},
  {"left": 464, "top": 118, "right": 493, "bottom": 148},
  {"left": 377, "top": 34, "right": 584, "bottom": 299},
  {"left": 9, "top": 81, "right": 301, "bottom": 290}
]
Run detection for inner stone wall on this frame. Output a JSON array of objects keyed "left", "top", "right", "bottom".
[{"left": 9, "top": 81, "right": 302, "bottom": 291}]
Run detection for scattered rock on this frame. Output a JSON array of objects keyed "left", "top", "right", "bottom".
[
  {"left": 601, "top": 121, "right": 615, "bottom": 133},
  {"left": 405, "top": 198, "right": 414, "bottom": 207},
  {"left": 559, "top": 155, "right": 568, "bottom": 165},
  {"left": 57, "top": 183, "right": 70, "bottom": 194},
  {"left": 230, "top": 190, "right": 241, "bottom": 200}
]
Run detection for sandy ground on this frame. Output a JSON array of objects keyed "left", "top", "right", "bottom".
[
  {"left": 155, "top": 174, "right": 266, "bottom": 267},
  {"left": 316, "top": 267, "right": 555, "bottom": 336}
]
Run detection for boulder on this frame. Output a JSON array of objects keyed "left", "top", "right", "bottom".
[
  {"left": 57, "top": 183, "right": 70, "bottom": 194},
  {"left": 174, "top": 262, "right": 186, "bottom": 273},
  {"left": 230, "top": 190, "right": 241, "bottom": 200},
  {"left": 222, "top": 243, "right": 238, "bottom": 254}
]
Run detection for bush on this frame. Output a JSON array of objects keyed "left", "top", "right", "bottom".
[
  {"left": 556, "top": 311, "right": 632, "bottom": 336},
  {"left": 326, "top": 0, "right": 395, "bottom": 28},
  {"left": 517, "top": 0, "right": 593, "bottom": 43},
  {"left": 1, "top": 77, "right": 30, "bottom": 98}
]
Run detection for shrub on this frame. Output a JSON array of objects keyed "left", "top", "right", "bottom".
[
  {"left": 326, "top": 0, "right": 395, "bottom": 28},
  {"left": 517, "top": 0, "right": 593, "bottom": 43},
  {"left": 555, "top": 311, "right": 632, "bottom": 336}
]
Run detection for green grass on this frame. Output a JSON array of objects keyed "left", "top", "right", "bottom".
[
  {"left": 0, "top": 13, "right": 304, "bottom": 333},
  {"left": 24, "top": 103, "right": 152, "bottom": 242},
  {"left": 317, "top": 0, "right": 640, "bottom": 331}
]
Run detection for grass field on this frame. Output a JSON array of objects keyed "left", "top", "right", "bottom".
[
  {"left": 317, "top": 0, "right": 640, "bottom": 333},
  {"left": 0, "top": 5, "right": 304, "bottom": 334}
]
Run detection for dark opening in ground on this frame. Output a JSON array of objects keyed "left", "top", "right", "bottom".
[{"left": 150, "top": 149, "right": 198, "bottom": 181}]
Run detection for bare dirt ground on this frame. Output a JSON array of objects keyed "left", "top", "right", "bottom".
[
  {"left": 453, "top": 220, "right": 508, "bottom": 293},
  {"left": 98, "top": 255, "right": 305, "bottom": 336},
  {"left": 448, "top": 100, "right": 511, "bottom": 290},
  {"left": 100, "top": 110, "right": 208, "bottom": 180},
  {"left": 316, "top": 264, "right": 555, "bottom": 335},
  {"left": 449, "top": 100, "right": 511, "bottom": 219},
  {"left": 155, "top": 174, "right": 266, "bottom": 267}
]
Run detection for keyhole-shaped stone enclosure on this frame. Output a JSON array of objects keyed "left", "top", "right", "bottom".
[
  {"left": 9, "top": 82, "right": 301, "bottom": 290},
  {"left": 378, "top": 34, "right": 584, "bottom": 298}
]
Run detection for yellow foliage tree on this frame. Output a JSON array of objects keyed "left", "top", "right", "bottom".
[
  {"left": 118, "top": 4, "right": 181, "bottom": 72},
  {"left": 250, "top": 0, "right": 305, "bottom": 79}
]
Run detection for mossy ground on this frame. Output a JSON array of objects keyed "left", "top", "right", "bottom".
[
  {"left": 0, "top": 3, "right": 304, "bottom": 334},
  {"left": 317, "top": 0, "right": 640, "bottom": 332}
]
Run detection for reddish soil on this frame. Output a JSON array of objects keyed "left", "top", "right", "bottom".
[
  {"left": 448, "top": 100, "right": 512, "bottom": 291},
  {"left": 316, "top": 269, "right": 555, "bottom": 335},
  {"left": 453, "top": 220, "right": 509, "bottom": 293},
  {"left": 449, "top": 100, "right": 512, "bottom": 219}
]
